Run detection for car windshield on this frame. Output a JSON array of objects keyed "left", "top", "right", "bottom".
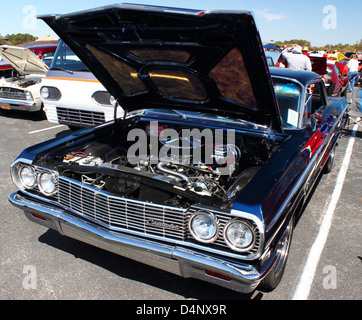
[
  {"left": 272, "top": 78, "right": 302, "bottom": 129},
  {"left": 51, "top": 40, "right": 89, "bottom": 72}
]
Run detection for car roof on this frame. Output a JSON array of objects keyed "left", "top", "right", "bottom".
[{"left": 269, "top": 67, "right": 321, "bottom": 86}]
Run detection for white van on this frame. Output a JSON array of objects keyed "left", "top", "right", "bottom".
[{"left": 40, "top": 40, "right": 121, "bottom": 129}]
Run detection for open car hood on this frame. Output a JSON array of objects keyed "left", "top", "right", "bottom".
[
  {"left": 0, "top": 45, "right": 49, "bottom": 76},
  {"left": 39, "top": 3, "right": 282, "bottom": 132}
]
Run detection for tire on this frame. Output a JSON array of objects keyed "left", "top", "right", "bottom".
[
  {"left": 259, "top": 217, "right": 294, "bottom": 292},
  {"left": 323, "top": 147, "right": 335, "bottom": 174}
]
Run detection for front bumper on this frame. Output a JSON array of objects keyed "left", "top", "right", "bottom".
[
  {"left": 0, "top": 99, "right": 40, "bottom": 112},
  {"left": 9, "top": 191, "right": 275, "bottom": 293}
]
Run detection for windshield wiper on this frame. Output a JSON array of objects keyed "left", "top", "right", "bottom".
[{"left": 50, "top": 67, "right": 74, "bottom": 74}]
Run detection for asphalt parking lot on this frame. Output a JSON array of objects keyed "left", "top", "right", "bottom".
[{"left": 0, "top": 106, "right": 361, "bottom": 301}]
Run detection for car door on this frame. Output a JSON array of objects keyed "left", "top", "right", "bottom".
[{"left": 301, "top": 80, "right": 335, "bottom": 196}]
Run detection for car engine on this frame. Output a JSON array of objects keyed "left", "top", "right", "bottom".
[{"left": 45, "top": 121, "right": 273, "bottom": 208}]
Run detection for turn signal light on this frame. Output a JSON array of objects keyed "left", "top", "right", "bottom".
[
  {"left": 205, "top": 269, "right": 231, "bottom": 281},
  {"left": 31, "top": 212, "right": 46, "bottom": 221}
]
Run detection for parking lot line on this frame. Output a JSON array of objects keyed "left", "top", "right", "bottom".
[
  {"left": 29, "top": 125, "right": 65, "bottom": 134},
  {"left": 292, "top": 124, "right": 358, "bottom": 300}
]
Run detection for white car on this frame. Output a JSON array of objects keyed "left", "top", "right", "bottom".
[
  {"left": 0, "top": 46, "right": 49, "bottom": 112},
  {"left": 40, "top": 40, "right": 122, "bottom": 129}
]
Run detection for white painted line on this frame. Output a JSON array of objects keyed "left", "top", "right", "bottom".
[
  {"left": 292, "top": 124, "right": 358, "bottom": 300},
  {"left": 29, "top": 125, "right": 65, "bottom": 134}
]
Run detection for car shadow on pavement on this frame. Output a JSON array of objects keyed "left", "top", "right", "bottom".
[
  {"left": 0, "top": 109, "right": 47, "bottom": 121},
  {"left": 38, "top": 229, "right": 262, "bottom": 300}
]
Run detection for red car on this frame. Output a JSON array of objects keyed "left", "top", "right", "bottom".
[
  {"left": 326, "top": 62, "right": 348, "bottom": 96},
  {"left": 310, "top": 56, "right": 348, "bottom": 96}
]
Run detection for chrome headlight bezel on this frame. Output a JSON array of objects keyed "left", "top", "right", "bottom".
[
  {"left": 223, "top": 219, "right": 255, "bottom": 252},
  {"left": 18, "top": 165, "right": 37, "bottom": 189},
  {"left": 25, "top": 91, "right": 33, "bottom": 101},
  {"left": 37, "top": 171, "right": 58, "bottom": 196},
  {"left": 189, "top": 211, "right": 219, "bottom": 244},
  {"left": 11, "top": 161, "right": 58, "bottom": 197}
]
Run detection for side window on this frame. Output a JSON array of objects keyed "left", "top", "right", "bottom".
[
  {"left": 303, "top": 92, "right": 312, "bottom": 123},
  {"left": 303, "top": 81, "right": 326, "bottom": 124}
]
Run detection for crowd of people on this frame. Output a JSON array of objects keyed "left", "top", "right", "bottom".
[{"left": 275, "top": 44, "right": 361, "bottom": 104}]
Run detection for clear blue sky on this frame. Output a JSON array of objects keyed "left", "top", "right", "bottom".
[{"left": 0, "top": 0, "right": 360, "bottom": 47}]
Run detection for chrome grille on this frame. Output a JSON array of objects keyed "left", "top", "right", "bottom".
[
  {"left": 56, "top": 176, "right": 261, "bottom": 257},
  {"left": 0, "top": 87, "right": 26, "bottom": 100},
  {"left": 56, "top": 107, "right": 105, "bottom": 127},
  {"left": 58, "top": 176, "right": 187, "bottom": 240}
]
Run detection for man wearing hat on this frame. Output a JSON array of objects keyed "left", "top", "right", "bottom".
[{"left": 281, "top": 44, "right": 312, "bottom": 71}]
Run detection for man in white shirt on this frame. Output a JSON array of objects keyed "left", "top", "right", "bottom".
[
  {"left": 347, "top": 54, "right": 360, "bottom": 92},
  {"left": 281, "top": 45, "right": 312, "bottom": 72}
]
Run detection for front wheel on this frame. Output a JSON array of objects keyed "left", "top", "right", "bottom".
[
  {"left": 323, "top": 147, "right": 335, "bottom": 174},
  {"left": 259, "top": 217, "right": 294, "bottom": 292}
]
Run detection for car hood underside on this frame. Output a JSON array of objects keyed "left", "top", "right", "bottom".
[{"left": 39, "top": 3, "right": 283, "bottom": 132}]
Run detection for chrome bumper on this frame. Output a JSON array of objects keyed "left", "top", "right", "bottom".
[
  {"left": 9, "top": 191, "right": 275, "bottom": 293},
  {"left": 0, "top": 99, "right": 40, "bottom": 112}
]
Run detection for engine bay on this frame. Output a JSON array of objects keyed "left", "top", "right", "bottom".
[{"left": 43, "top": 119, "right": 279, "bottom": 208}]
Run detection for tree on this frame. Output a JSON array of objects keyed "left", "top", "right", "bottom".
[
  {"left": 271, "top": 39, "right": 311, "bottom": 48},
  {"left": 269, "top": 38, "right": 362, "bottom": 54},
  {"left": 5, "top": 33, "right": 38, "bottom": 45}
]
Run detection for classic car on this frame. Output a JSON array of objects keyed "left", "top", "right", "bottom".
[
  {"left": 309, "top": 56, "right": 348, "bottom": 97},
  {"left": 265, "top": 51, "right": 281, "bottom": 67},
  {"left": 0, "top": 57, "right": 13, "bottom": 78},
  {"left": 0, "top": 46, "right": 51, "bottom": 112},
  {"left": 26, "top": 44, "right": 58, "bottom": 61},
  {"left": 0, "top": 44, "right": 57, "bottom": 79},
  {"left": 40, "top": 40, "right": 120, "bottom": 130},
  {"left": 9, "top": 4, "right": 348, "bottom": 293}
]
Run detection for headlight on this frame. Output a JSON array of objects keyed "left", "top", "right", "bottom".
[
  {"left": 189, "top": 212, "right": 218, "bottom": 243},
  {"left": 40, "top": 86, "right": 61, "bottom": 100},
  {"left": 38, "top": 172, "right": 57, "bottom": 196},
  {"left": 25, "top": 91, "right": 33, "bottom": 101},
  {"left": 40, "top": 87, "right": 49, "bottom": 99},
  {"left": 11, "top": 162, "right": 58, "bottom": 197},
  {"left": 223, "top": 219, "right": 254, "bottom": 252},
  {"left": 19, "top": 166, "right": 36, "bottom": 189}
]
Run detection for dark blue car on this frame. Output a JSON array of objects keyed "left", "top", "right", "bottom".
[{"left": 9, "top": 4, "right": 347, "bottom": 293}]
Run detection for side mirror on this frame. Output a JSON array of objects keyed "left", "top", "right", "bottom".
[{"left": 314, "top": 112, "right": 323, "bottom": 123}]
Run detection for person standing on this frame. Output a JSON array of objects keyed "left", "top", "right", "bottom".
[
  {"left": 347, "top": 54, "right": 360, "bottom": 103},
  {"left": 281, "top": 44, "right": 312, "bottom": 71},
  {"left": 347, "top": 54, "right": 359, "bottom": 90}
]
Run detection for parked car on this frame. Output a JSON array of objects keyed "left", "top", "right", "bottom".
[
  {"left": 326, "top": 62, "right": 348, "bottom": 96},
  {"left": 25, "top": 44, "right": 58, "bottom": 62},
  {"left": 0, "top": 44, "right": 57, "bottom": 78},
  {"left": 40, "top": 40, "right": 121, "bottom": 130},
  {"left": 9, "top": 4, "right": 348, "bottom": 293},
  {"left": 0, "top": 57, "right": 13, "bottom": 78},
  {"left": 0, "top": 46, "right": 50, "bottom": 112},
  {"left": 265, "top": 51, "right": 281, "bottom": 67},
  {"left": 310, "top": 56, "right": 348, "bottom": 97}
]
